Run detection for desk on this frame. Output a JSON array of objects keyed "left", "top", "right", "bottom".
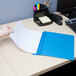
[{"left": 0, "top": 14, "right": 76, "bottom": 76}]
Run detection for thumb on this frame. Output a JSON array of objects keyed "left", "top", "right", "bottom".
[{"left": 8, "top": 27, "right": 13, "bottom": 33}]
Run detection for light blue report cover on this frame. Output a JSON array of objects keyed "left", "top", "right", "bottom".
[
  {"left": 10, "top": 21, "right": 74, "bottom": 60},
  {"left": 34, "top": 31, "right": 74, "bottom": 60}
]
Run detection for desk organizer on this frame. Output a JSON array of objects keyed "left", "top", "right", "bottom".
[{"left": 33, "top": 4, "right": 53, "bottom": 26}]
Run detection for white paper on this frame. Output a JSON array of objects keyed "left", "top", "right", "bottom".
[{"left": 10, "top": 21, "right": 43, "bottom": 53}]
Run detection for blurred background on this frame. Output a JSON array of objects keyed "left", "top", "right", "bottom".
[{"left": 0, "top": 0, "right": 57, "bottom": 24}]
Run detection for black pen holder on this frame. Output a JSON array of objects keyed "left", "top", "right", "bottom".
[
  {"left": 33, "top": 4, "right": 52, "bottom": 26},
  {"left": 33, "top": 4, "right": 49, "bottom": 18}
]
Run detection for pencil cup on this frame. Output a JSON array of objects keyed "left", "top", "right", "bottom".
[
  {"left": 33, "top": 4, "right": 52, "bottom": 26},
  {"left": 33, "top": 4, "right": 49, "bottom": 20}
]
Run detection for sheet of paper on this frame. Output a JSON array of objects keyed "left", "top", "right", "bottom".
[{"left": 10, "top": 21, "right": 43, "bottom": 53}]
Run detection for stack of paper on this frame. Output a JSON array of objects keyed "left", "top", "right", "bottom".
[{"left": 10, "top": 21, "right": 43, "bottom": 53}]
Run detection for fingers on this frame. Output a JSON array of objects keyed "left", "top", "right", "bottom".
[
  {"left": 0, "top": 25, "right": 13, "bottom": 38},
  {"left": 7, "top": 26, "right": 13, "bottom": 33}
]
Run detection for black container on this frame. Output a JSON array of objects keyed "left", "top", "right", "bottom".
[{"left": 33, "top": 4, "right": 53, "bottom": 26}]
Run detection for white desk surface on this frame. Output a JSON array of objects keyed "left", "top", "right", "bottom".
[{"left": 0, "top": 14, "right": 76, "bottom": 76}]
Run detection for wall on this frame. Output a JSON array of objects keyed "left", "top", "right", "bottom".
[{"left": 0, "top": 0, "right": 57, "bottom": 24}]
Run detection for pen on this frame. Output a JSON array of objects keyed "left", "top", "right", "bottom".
[
  {"left": 33, "top": 6, "right": 36, "bottom": 11},
  {"left": 37, "top": 4, "right": 40, "bottom": 10},
  {"left": 36, "top": 2, "right": 38, "bottom": 10}
]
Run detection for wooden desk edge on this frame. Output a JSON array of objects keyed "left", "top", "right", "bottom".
[
  {"left": 0, "top": 17, "right": 76, "bottom": 76},
  {"left": 32, "top": 60, "right": 72, "bottom": 76}
]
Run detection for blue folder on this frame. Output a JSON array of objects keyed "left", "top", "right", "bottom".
[{"left": 34, "top": 31, "right": 74, "bottom": 60}]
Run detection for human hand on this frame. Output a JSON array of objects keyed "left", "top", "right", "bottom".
[{"left": 0, "top": 25, "right": 13, "bottom": 38}]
